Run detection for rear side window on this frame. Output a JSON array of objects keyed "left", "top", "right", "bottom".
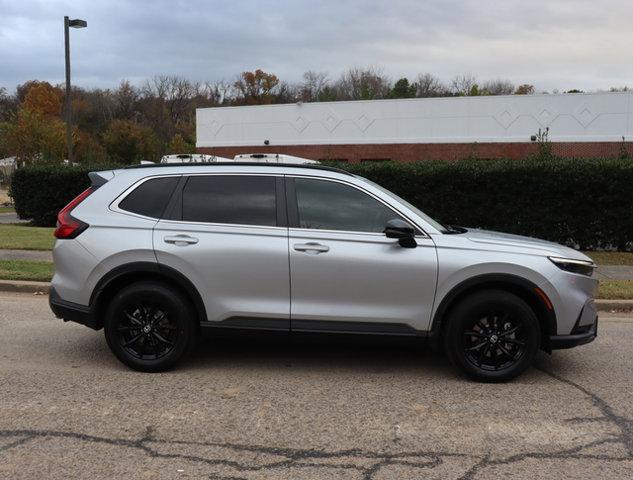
[
  {"left": 182, "top": 175, "right": 277, "bottom": 226},
  {"left": 119, "top": 177, "right": 179, "bottom": 218}
]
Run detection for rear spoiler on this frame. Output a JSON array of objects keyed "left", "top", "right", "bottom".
[{"left": 88, "top": 170, "right": 115, "bottom": 187}]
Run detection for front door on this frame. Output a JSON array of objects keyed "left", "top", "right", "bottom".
[{"left": 287, "top": 176, "right": 438, "bottom": 334}]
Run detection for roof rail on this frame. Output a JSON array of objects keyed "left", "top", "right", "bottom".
[{"left": 123, "top": 161, "right": 354, "bottom": 176}]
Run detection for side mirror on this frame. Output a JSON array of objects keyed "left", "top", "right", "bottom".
[{"left": 384, "top": 219, "right": 417, "bottom": 248}]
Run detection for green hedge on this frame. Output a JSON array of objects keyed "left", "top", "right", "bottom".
[
  {"left": 9, "top": 158, "right": 633, "bottom": 250},
  {"left": 10, "top": 164, "right": 118, "bottom": 227},
  {"left": 324, "top": 158, "right": 633, "bottom": 251}
]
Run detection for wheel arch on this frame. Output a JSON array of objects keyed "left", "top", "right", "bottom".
[
  {"left": 90, "top": 262, "right": 207, "bottom": 329},
  {"left": 430, "top": 273, "right": 557, "bottom": 352}
]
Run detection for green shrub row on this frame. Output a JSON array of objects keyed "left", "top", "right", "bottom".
[
  {"left": 325, "top": 158, "right": 633, "bottom": 251},
  {"left": 10, "top": 164, "right": 118, "bottom": 227},
  {"left": 10, "top": 158, "right": 633, "bottom": 250}
]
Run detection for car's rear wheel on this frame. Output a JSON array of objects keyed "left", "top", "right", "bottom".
[
  {"left": 104, "top": 282, "right": 197, "bottom": 372},
  {"left": 444, "top": 290, "right": 540, "bottom": 382}
]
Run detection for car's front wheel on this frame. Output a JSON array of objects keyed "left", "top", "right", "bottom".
[
  {"left": 104, "top": 281, "right": 197, "bottom": 372},
  {"left": 444, "top": 290, "right": 540, "bottom": 382}
]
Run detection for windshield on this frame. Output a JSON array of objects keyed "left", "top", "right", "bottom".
[{"left": 359, "top": 176, "right": 448, "bottom": 233}]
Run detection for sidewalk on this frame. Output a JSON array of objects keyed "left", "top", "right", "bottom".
[
  {"left": 595, "top": 266, "right": 633, "bottom": 280},
  {"left": 0, "top": 212, "right": 29, "bottom": 224},
  {"left": 0, "top": 249, "right": 52, "bottom": 262}
]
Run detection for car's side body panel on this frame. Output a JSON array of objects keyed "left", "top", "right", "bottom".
[
  {"left": 153, "top": 221, "right": 291, "bottom": 325},
  {"left": 288, "top": 229, "right": 437, "bottom": 331}
]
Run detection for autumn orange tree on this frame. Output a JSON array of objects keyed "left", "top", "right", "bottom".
[
  {"left": 4, "top": 81, "right": 67, "bottom": 164},
  {"left": 233, "top": 69, "right": 280, "bottom": 105}
]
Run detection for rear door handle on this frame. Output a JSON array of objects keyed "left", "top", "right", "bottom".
[
  {"left": 293, "top": 242, "right": 329, "bottom": 254},
  {"left": 164, "top": 235, "right": 199, "bottom": 246}
]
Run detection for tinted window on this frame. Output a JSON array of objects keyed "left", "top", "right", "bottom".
[
  {"left": 182, "top": 175, "right": 277, "bottom": 226},
  {"left": 294, "top": 178, "right": 404, "bottom": 233},
  {"left": 119, "top": 177, "right": 179, "bottom": 218}
]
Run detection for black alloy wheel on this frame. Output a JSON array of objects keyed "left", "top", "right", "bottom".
[
  {"left": 116, "top": 302, "right": 178, "bottom": 360},
  {"left": 462, "top": 310, "right": 527, "bottom": 371},
  {"left": 104, "top": 282, "right": 196, "bottom": 372},
  {"left": 444, "top": 290, "right": 540, "bottom": 382}
]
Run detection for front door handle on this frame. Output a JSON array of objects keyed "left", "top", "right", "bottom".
[
  {"left": 293, "top": 242, "right": 329, "bottom": 254},
  {"left": 164, "top": 235, "right": 199, "bottom": 246}
]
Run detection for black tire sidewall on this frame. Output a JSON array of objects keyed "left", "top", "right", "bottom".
[
  {"left": 444, "top": 290, "right": 540, "bottom": 382},
  {"left": 104, "top": 282, "right": 196, "bottom": 372}
]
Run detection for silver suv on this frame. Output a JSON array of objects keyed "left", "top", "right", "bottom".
[{"left": 49, "top": 163, "right": 598, "bottom": 381}]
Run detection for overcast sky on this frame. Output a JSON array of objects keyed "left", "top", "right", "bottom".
[{"left": 1, "top": 0, "right": 631, "bottom": 93}]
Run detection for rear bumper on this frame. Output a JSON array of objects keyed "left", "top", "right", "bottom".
[
  {"left": 549, "top": 316, "right": 598, "bottom": 349},
  {"left": 49, "top": 288, "right": 100, "bottom": 330}
]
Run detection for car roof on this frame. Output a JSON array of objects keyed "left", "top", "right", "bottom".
[{"left": 122, "top": 162, "right": 353, "bottom": 177}]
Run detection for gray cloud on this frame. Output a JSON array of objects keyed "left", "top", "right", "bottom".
[{"left": 1, "top": 0, "right": 631, "bottom": 92}]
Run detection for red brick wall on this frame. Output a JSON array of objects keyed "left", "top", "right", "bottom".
[{"left": 198, "top": 142, "right": 633, "bottom": 163}]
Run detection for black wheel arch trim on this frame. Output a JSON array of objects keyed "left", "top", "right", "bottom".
[
  {"left": 430, "top": 273, "right": 557, "bottom": 349},
  {"left": 89, "top": 261, "right": 207, "bottom": 329}
]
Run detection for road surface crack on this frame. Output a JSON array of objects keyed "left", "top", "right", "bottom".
[{"left": 0, "top": 368, "right": 630, "bottom": 478}]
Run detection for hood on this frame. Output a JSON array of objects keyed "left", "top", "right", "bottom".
[{"left": 462, "top": 228, "right": 593, "bottom": 262}]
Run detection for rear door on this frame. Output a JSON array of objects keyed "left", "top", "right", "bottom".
[
  {"left": 286, "top": 175, "right": 438, "bottom": 333},
  {"left": 153, "top": 174, "right": 290, "bottom": 330}
]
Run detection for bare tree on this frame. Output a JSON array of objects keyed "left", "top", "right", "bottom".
[
  {"left": 114, "top": 80, "right": 140, "bottom": 120},
  {"left": 414, "top": 73, "right": 447, "bottom": 97},
  {"left": 142, "top": 75, "right": 199, "bottom": 123},
  {"left": 275, "top": 81, "right": 300, "bottom": 104},
  {"left": 300, "top": 71, "right": 330, "bottom": 102},
  {"left": 481, "top": 79, "right": 515, "bottom": 95},
  {"left": 450, "top": 73, "right": 478, "bottom": 96},
  {"left": 0, "top": 87, "right": 18, "bottom": 122},
  {"left": 139, "top": 75, "right": 201, "bottom": 148},
  {"left": 199, "top": 80, "right": 233, "bottom": 106},
  {"left": 335, "top": 66, "right": 391, "bottom": 100}
]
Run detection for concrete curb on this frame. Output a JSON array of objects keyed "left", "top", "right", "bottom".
[
  {"left": 595, "top": 299, "right": 633, "bottom": 312},
  {"left": 0, "top": 280, "right": 632, "bottom": 312},
  {"left": 0, "top": 280, "right": 50, "bottom": 294}
]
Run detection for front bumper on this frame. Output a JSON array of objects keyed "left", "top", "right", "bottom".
[
  {"left": 549, "top": 316, "right": 598, "bottom": 349},
  {"left": 49, "top": 287, "right": 100, "bottom": 330}
]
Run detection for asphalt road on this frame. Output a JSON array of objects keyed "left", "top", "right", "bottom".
[{"left": 0, "top": 292, "right": 632, "bottom": 479}]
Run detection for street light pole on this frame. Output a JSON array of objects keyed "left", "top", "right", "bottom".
[{"left": 64, "top": 16, "right": 87, "bottom": 164}]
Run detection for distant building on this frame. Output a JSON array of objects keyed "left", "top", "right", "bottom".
[{"left": 196, "top": 92, "right": 633, "bottom": 162}]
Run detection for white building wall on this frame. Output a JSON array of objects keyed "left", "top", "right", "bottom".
[{"left": 196, "top": 92, "right": 633, "bottom": 148}]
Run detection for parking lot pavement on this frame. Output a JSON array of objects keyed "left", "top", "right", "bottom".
[{"left": 0, "top": 292, "right": 632, "bottom": 479}]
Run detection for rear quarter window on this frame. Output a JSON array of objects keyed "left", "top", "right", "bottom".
[{"left": 118, "top": 176, "right": 179, "bottom": 218}]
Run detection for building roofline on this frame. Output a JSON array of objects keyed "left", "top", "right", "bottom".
[{"left": 195, "top": 90, "right": 633, "bottom": 112}]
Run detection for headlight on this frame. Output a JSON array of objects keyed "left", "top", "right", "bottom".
[{"left": 548, "top": 256, "right": 596, "bottom": 276}]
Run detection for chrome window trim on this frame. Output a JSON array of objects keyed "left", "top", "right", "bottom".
[
  {"left": 286, "top": 174, "right": 430, "bottom": 238},
  {"left": 157, "top": 218, "right": 287, "bottom": 232}
]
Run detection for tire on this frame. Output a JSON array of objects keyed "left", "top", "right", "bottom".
[
  {"left": 443, "top": 290, "right": 540, "bottom": 382},
  {"left": 104, "top": 281, "right": 197, "bottom": 372}
]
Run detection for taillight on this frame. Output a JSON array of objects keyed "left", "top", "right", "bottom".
[{"left": 54, "top": 187, "right": 96, "bottom": 239}]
